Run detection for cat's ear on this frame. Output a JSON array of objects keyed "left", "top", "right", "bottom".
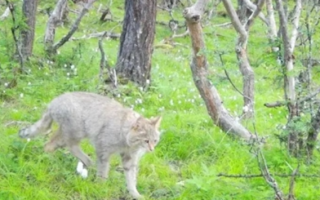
[
  {"left": 150, "top": 116, "right": 162, "bottom": 130},
  {"left": 131, "top": 117, "right": 143, "bottom": 131}
]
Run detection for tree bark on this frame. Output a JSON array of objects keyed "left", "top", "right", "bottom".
[
  {"left": 275, "top": 0, "right": 302, "bottom": 155},
  {"left": 115, "top": 0, "right": 157, "bottom": 88},
  {"left": 265, "top": 0, "right": 277, "bottom": 50},
  {"left": 52, "top": 0, "right": 96, "bottom": 52},
  {"left": 183, "top": 0, "right": 255, "bottom": 140},
  {"left": 222, "top": 0, "right": 263, "bottom": 119},
  {"left": 306, "top": 107, "right": 320, "bottom": 157},
  {"left": 20, "top": 0, "right": 38, "bottom": 58},
  {"left": 44, "top": 0, "right": 68, "bottom": 53}
]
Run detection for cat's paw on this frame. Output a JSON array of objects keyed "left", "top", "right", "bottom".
[
  {"left": 76, "top": 161, "right": 88, "bottom": 178},
  {"left": 133, "top": 194, "right": 144, "bottom": 200},
  {"left": 130, "top": 191, "right": 144, "bottom": 200},
  {"left": 80, "top": 168, "right": 88, "bottom": 178}
]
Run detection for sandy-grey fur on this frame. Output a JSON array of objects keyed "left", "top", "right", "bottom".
[{"left": 19, "top": 92, "right": 162, "bottom": 199}]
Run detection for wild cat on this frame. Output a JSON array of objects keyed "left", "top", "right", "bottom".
[{"left": 19, "top": 92, "right": 162, "bottom": 199}]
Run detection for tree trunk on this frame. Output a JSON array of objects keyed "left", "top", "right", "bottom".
[
  {"left": 52, "top": 0, "right": 96, "bottom": 53},
  {"left": 306, "top": 107, "right": 320, "bottom": 157},
  {"left": 275, "top": 0, "right": 302, "bottom": 155},
  {"left": 222, "top": 0, "right": 262, "bottom": 119},
  {"left": 20, "top": 0, "right": 38, "bottom": 58},
  {"left": 183, "top": 0, "right": 256, "bottom": 140},
  {"left": 44, "top": 0, "right": 68, "bottom": 53},
  {"left": 265, "top": 0, "right": 277, "bottom": 51},
  {"left": 116, "top": 0, "right": 156, "bottom": 88}
]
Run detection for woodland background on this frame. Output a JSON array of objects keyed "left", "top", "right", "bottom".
[{"left": 1, "top": 0, "right": 320, "bottom": 199}]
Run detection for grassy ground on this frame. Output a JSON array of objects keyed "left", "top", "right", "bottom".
[{"left": 1, "top": 1, "right": 320, "bottom": 200}]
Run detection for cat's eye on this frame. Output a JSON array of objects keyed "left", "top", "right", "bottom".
[{"left": 144, "top": 140, "right": 149, "bottom": 143}]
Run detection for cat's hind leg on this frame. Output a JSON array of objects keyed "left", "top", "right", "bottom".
[
  {"left": 68, "top": 144, "right": 92, "bottom": 178},
  {"left": 44, "top": 128, "right": 65, "bottom": 152}
]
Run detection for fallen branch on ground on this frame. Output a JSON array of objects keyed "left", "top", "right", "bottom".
[{"left": 217, "top": 172, "right": 320, "bottom": 178}]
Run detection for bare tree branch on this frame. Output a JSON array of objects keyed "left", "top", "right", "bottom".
[
  {"left": 217, "top": 171, "right": 320, "bottom": 178},
  {"left": 71, "top": 31, "right": 120, "bottom": 40},
  {"left": 5, "top": 0, "right": 24, "bottom": 71},
  {"left": 52, "top": 0, "right": 96, "bottom": 52},
  {"left": 265, "top": 0, "right": 278, "bottom": 51},
  {"left": 222, "top": 0, "right": 256, "bottom": 118},
  {"left": 222, "top": 0, "right": 247, "bottom": 45},
  {"left": 183, "top": 0, "right": 256, "bottom": 140},
  {"left": 98, "top": 32, "right": 117, "bottom": 88},
  {"left": 265, "top": 87, "right": 320, "bottom": 108},
  {"left": 275, "top": 0, "right": 302, "bottom": 155},
  {"left": 244, "top": 0, "right": 266, "bottom": 29},
  {"left": 288, "top": 164, "right": 299, "bottom": 200},
  {"left": 172, "top": 30, "right": 189, "bottom": 38},
  {"left": 257, "top": 147, "right": 284, "bottom": 200},
  {"left": 44, "top": 0, "right": 68, "bottom": 52}
]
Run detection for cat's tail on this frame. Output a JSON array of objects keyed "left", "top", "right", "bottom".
[{"left": 19, "top": 110, "right": 53, "bottom": 139}]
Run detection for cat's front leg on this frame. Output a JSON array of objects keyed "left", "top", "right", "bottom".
[
  {"left": 96, "top": 156, "right": 110, "bottom": 179},
  {"left": 121, "top": 153, "right": 142, "bottom": 199},
  {"left": 126, "top": 168, "right": 142, "bottom": 199}
]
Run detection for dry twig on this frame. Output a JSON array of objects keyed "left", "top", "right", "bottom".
[
  {"left": 98, "top": 32, "right": 117, "bottom": 88},
  {"left": 53, "top": 0, "right": 96, "bottom": 52}
]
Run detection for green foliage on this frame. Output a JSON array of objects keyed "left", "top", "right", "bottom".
[{"left": 1, "top": 1, "right": 320, "bottom": 200}]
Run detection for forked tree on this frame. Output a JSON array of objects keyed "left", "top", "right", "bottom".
[
  {"left": 183, "top": 0, "right": 255, "bottom": 140},
  {"left": 44, "top": 0, "right": 95, "bottom": 55},
  {"left": 115, "top": 0, "right": 157, "bottom": 88},
  {"left": 222, "top": 0, "right": 264, "bottom": 119}
]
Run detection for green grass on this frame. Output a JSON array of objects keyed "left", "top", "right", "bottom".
[{"left": 1, "top": 1, "right": 320, "bottom": 200}]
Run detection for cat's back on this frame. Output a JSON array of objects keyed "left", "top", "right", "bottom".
[{"left": 48, "top": 92, "right": 125, "bottom": 116}]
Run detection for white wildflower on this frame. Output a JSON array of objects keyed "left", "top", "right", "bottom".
[
  {"left": 135, "top": 98, "right": 143, "bottom": 104},
  {"left": 170, "top": 99, "right": 174, "bottom": 106}
]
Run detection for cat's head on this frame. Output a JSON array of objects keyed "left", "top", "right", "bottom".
[{"left": 127, "top": 116, "right": 162, "bottom": 151}]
